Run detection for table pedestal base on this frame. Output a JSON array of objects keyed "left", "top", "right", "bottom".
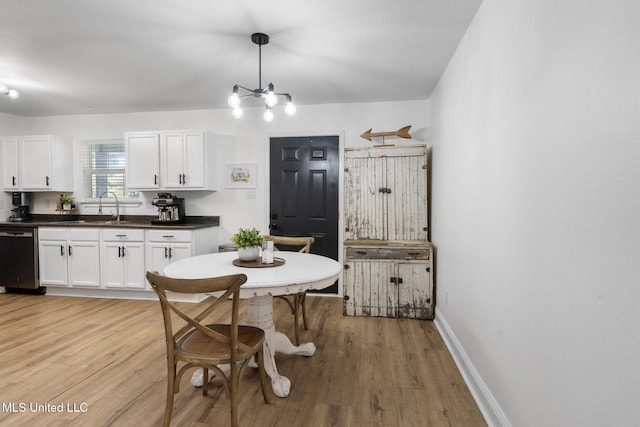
[{"left": 190, "top": 293, "right": 315, "bottom": 398}]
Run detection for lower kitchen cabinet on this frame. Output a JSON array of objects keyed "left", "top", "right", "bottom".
[
  {"left": 343, "top": 241, "right": 434, "bottom": 319},
  {"left": 145, "top": 229, "right": 197, "bottom": 274},
  {"left": 39, "top": 225, "right": 218, "bottom": 299},
  {"left": 101, "top": 229, "right": 146, "bottom": 289},
  {"left": 39, "top": 227, "right": 101, "bottom": 288}
]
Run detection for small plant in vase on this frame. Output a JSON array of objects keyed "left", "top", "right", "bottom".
[
  {"left": 231, "top": 227, "right": 263, "bottom": 261},
  {"left": 57, "top": 194, "right": 75, "bottom": 211}
]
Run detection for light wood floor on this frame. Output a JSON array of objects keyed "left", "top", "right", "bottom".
[{"left": 0, "top": 292, "right": 486, "bottom": 427}]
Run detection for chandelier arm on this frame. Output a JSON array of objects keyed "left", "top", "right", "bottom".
[{"left": 234, "top": 84, "right": 256, "bottom": 93}]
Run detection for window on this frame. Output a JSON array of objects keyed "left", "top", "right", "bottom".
[{"left": 83, "top": 140, "right": 138, "bottom": 199}]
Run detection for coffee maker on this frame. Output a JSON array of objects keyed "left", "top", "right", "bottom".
[
  {"left": 151, "top": 193, "right": 185, "bottom": 224},
  {"left": 8, "top": 192, "right": 32, "bottom": 222}
]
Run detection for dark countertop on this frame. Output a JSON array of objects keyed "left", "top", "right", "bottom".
[{"left": 0, "top": 214, "right": 219, "bottom": 230}]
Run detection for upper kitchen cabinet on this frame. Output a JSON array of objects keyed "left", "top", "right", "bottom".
[
  {"left": 344, "top": 145, "right": 429, "bottom": 241},
  {"left": 124, "top": 132, "right": 160, "bottom": 189},
  {"left": 161, "top": 130, "right": 216, "bottom": 190},
  {"left": 1, "top": 135, "right": 73, "bottom": 191},
  {"left": 125, "top": 130, "right": 216, "bottom": 191}
]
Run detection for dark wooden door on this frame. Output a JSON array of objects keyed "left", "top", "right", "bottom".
[{"left": 270, "top": 136, "right": 339, "bottom": 293}]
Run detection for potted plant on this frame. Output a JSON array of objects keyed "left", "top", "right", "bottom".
[
  {"left": 231, "top": 227, "right": 263, "bottom": 261},
  {"left": 58, "top": 194, "right": 75, "bottom": 210}
]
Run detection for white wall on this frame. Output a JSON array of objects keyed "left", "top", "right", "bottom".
[
  {"left": 430, "top": 0, "right": 640, "bottom": 426},
  {"left": 10, "top": 100, "right": 428, "bottom": 246}
]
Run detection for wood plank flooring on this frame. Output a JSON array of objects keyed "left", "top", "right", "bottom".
[{"left": 0, "top": 293, "right": 486, "bottom": 427}]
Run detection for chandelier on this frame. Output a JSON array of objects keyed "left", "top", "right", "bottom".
[
  {"left": 227, "top": 33, "right": 295, "bottom": 122},
  {"left": 0, "top": 83, "right": 19, "bottom": 99}
]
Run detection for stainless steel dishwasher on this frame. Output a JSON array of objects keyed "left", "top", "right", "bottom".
[{"left": 0, "top": 227, "right": 44, "bottom": 293}]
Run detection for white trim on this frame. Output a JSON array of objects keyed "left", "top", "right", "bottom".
[
  {"left": 44, "top": 286, "right": 206, "bottom": 303},
  {"left": 434, "top": 307, "right": 511, "bottom": 427}
]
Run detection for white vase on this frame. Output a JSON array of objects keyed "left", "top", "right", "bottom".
[{"left": 237, "top": 246, "right": 260, "bottom": 261}]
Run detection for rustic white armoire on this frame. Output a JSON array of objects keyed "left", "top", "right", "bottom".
[{"left": 343, "top": 145, "right": 433, "bottom": 319}]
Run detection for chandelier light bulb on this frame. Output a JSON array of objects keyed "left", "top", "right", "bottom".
[
  {"left": 227, "top": 92, "right": 240, "bottom": 108},
  {"left": 232, "top": 107, "right": 244, "bottom": 119},
  {"left": 7, "top": 89, "right": 19, "bottom": 99},
  {"left": 263, "top": 108, "right": 274, "bottom": 122},
  {"left": 0, "top": 83, "right": 8, "bottom": 94},
  {"left": 265, "top": 83, "right": 278, "bottom": 107},
  {"left": 285, "top": 96, "right": 296, "bottom": 115}
]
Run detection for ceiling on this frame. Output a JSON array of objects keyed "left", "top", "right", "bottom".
[{"left": 0, "top": 0, "right": 482, "bottom": 117}]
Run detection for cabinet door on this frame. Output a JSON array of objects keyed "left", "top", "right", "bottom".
[
  {"left": 122, "top": 242, "right": 146, "bottom": 289},
  {"left": 146, "top": 242, "right": 172, "bottom": 276},
  {"left": 168, "top": 243, "right": 192, "bottom": 264},
  {"left": 182, "top": 131, "right": 206, "bottom": 188},
  {"left": 1, "top": 137, "right": 19, "bottom": 190},
  {"left": 101, "top": 242, "right": 126, "bottom": 288},
  {"left": 68, "top": 241, "right": 101, "bottom": 287},
  {"left": 162, "top": 131, "right": 206, "bottom": 189},
  {"left": 385, "top": 152, "right": 429, "bottom": 241},
  {"left": 397, "top": 262, "right": 432, "bottom": 319},
  {"left": 162, "top": 132, "right": 184, "bottom": 188},
  {"left": 125, "top": 133, "right": 160, "bottom": 189},
  {"left": 39, "top": 240, "right": 68, "bottom": 286},
  {"left": 344, "top": 154, "right": 386, "bottom": 240},
  {"left": 20, "top": 135, "right": 53, "bottom": 190},
  {"left": 343, "top": 259, "right": 396, "bottom": 317}
]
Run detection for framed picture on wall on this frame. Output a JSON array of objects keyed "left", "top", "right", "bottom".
[{"left": 224, "top": 163, "right": 257, "bottom": 188}]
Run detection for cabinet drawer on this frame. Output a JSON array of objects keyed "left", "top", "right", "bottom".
[
  {"left": 102, "top": 228, "right": 145, "bottom": 241},
  {"left": 146, "top": 229, "right": 192, "bottom": 242},
  {"left": 346, "top": 247, "right": 430, "bottom": 260},
  {"left": 68, "top": 228, "right": 100, "bottom": 241},
  {"left": 38, "top": 227, "right": 67, "bottom": 240}
]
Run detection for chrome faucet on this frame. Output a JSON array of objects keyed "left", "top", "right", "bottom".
[{"left": 98, "top": 191, "right": 120, "bottom": 222}]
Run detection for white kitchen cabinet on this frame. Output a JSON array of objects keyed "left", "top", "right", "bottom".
[
  {"left": 124, "top": 132, "right": 160, "bottom": 189},
  {"left": 145, "top": 229, "right": 195, "bottom": 274},
  {"left": 101, "top": 229, "right": 146, "bottom": 290},
  {"left": 145, "top": 227, "right": 218, "bottom": 302},
  {"left": 343, "top": 242, "right": 433, "bottom": 319},
  {"left": 1, "top": 137, "right": 19, "bottom": 190},
  {"left": 39, "top": 228, "right": 101, "bottom": 288},
  {"left": 145, "top": 227, "right": 217, "bottom": 272},
  {"left": 162, "top": 130, "right": 216, "bottom": 189},
  {"left": 125, "top": 130, "right": 216, "bottom": 191},
  {"left": 1, "top": 135, "right": 73, "bottom": 191},
  {"left": 344, "top": 145, "right": 429, "bottom": 241}
]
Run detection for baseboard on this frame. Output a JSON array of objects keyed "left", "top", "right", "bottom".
[{"left": 434, "top": 307, "right": 511, "bottom": 427}]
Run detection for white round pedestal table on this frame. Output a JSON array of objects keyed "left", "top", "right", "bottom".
[{"left": 164, "top": 251, "right": 341, "bottom": 398}]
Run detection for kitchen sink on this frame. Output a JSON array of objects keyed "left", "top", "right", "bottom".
[{"left": 51, "top": 220, "right": 131, "bottom": 225}]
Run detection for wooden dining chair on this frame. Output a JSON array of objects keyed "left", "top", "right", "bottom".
[
  {"left": 263, "top": 235, "right": 315, "bottom": 345},
  {"left": 146, "top": 271, "right": 270, "bottom": 427}
]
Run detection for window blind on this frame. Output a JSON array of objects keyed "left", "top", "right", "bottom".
[{"left": 83, "top": 139, "right": 137, "bottom": 199}]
